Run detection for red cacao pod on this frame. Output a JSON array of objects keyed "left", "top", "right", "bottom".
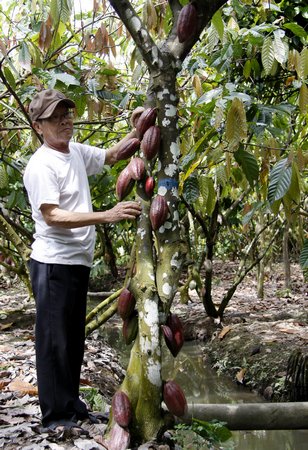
[
  {"left": 112, "top": 390, "right": 132, "bottom": 427},
  {"left": 116, "top": 138, "right": 140, "bottom": 160},
  {"left": 163, "top": 380, "right": 187, "bottom": 417},
  {"left": 145, "top": 176, "right": 155, "bottom": 198},
  {"left": 118, "top": 288, "right": 136, "bottom": 320},
  {"left": 123, "top": 311, "right": 138, "bottom": 345},
  {"left": 161, "top": 325, "right": 179, "bottom": 357},
  {"left": 136, "top": 108, "right": 157, "bottom": 139},
  {"left": 149, "top": 195, "right": 169, "bottom": 230},
  {"left": 177, "top": 3, "right": 198, "bottom": 44},
  {"left": 116, "top": 167, "right": 135, "bottom": 201},
  {"left": 141, "top": 125, "right": 161, "bottom": 160},
  {"left": 173, "top": 329, "right": 184, "bottom": 355},
  {"left": 167, "top": 313, "right": 183, "bottom": 335},
  {"left": 127, "top": 157, "right": 145, "bottom": 181}
]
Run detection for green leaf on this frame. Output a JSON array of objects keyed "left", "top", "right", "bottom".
[
  {"left": 183, "top": 175, "right": 199, "bottom": 204},
  {"left": 18, "top": 42, "right": 31, "bottom": 71},
  {"left": 283, "top": 23, "right": 307, "bottom": 39},
  {"left": 3, "top": 66, "right": 16, "bottom": 90},
  {"left": 234, "top": 148, "right": 259, "bottom": 186},
  {"left": 299, "top": 239, "right": 308, "bottom": 270},
  {"left": 50, "top": 0, "right": 72, "bottom": 24},
  {"left": 191, "top": 418, "right": 232, "bottom": 443},
  {"left": 261, "top": 36, "right": 275, "bottom": 75},
  {"left": 243, "top": 60, "right": 251, "bottom": 79},
  {"left": 206, "top": 178, "right": 216, "bottom": 216},
  {"left": 196, "top": 87, "right": 222, "bottom": 106},
  {"left": 212, "top": 10, "right": 224, "bottom": 41},
  {"left": 51, "top": 72, "right": 80, "bottom": 87},
  {"left": 0, "top": 164, "right": 8, "bottom": 189},
  {"left": 273, "top": 30, "right": 288, "bottom": 65},
  {"left": 268, "top": 158, "right": 292, "bottom": 205}
]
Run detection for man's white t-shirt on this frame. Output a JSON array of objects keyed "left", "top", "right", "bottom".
[{"left": 23, "top": 142, "right": 106, "bottom": 267}]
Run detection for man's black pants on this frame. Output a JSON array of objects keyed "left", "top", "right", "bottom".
[{"left": 29, "top": 259, "right": 91, "bottom": 426}]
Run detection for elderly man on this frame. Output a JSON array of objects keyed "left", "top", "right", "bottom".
[{"left": 23, "top": 89, "right": 142, "bottom": 434}]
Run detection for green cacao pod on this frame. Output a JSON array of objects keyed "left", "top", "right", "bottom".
[
  {"left": 116, "top": 137, "right": 140, "bottom": 160},
  {"left": 163, "top": 380, "right": 187, "bottom": 417},
  {"left": 116, "top": 167, "right": 135, "bottom": 201},
  {"left": 118, "top": 288, "right": 136, "bottom": 320},
  {"left": 112, "top": 390, "right": 132, "bottom": 427},
  {"left": 149, "top": 195, "right": 169, "bottom": 230},
  {"left": 122, "top": 311, "right": 138, "bottom": 345},
  {"left": 141, "top": 125, "right": 161, "bottom": 160},
  {"left": 136, "top": 107, "right": 157, "bottom": 139},
  {"left": 127, "top": 157, "right": 145, "bottom": 181},
  {"left": 177, "top": 3, "right": 198, "bottom": 43}
]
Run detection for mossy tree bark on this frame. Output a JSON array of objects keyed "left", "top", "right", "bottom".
[{"left": 107, "top": 0, "right": 228, "bottom": 444}]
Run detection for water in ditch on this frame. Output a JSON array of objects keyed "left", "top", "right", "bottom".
[{"left": 102, "top": 323, "right": 308, "bottom": 450}]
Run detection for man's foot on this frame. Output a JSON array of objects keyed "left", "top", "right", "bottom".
[
  {"left": 40, "top": 419, "right": 89, "bottom": 438},
  {"left": 80, "top": 411, "right": 109, "bottom": 424}
]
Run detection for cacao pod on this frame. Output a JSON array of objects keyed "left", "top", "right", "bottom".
[
  {"left": 141, "top": 125, "right": 161, "bottom": 160},
  {"left": 163, "top": 380, "right": 187, "bottom": 417},
  {"left": 136, "top": 108, "right": 157, "bottom": 139},
  {"left": 173, "top": 329, "right": 184, "bottom": 354},
  {"left": 167, "top": 313, "right": 183, "bottom": 336},
  {"left": 116, "top": 167, "right": 135, "bottom": 201},
  {"left": 112, "top": 390, "right": 132, "bottom": 427},
  {"left": 177, "top": 3, "right": 198, "bottom": 43},
  {"left": 161, "top": 324, "right": 179, "bottom": 357},
  {"left": 118, "top": 288, "right": 136, "bottom": 320},
  {"left": 127, "top": 157, "right": 145, "bottom": 181},
  {"left": 123, "top": 311, "right": 138, "bottom": 345},
  {"left": 116, "top": 137, "right": 140, "bottom": 160},
  {"left": 145, "top": 176, "right": 155, "bottom": 198},
  {"left": 149, "top": 195, "right": 169, "bottom": 230}
]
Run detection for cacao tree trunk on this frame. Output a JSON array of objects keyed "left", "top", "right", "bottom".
[{"left": 105, "top": 0, "right": 228, "bottom": 445}]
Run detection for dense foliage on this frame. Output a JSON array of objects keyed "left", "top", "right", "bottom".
[{"left": 0, "top": 0, "right": 307, "bottom": 287}]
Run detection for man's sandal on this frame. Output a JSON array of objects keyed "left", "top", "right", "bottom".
[{"left": 40, "top": 419, "right": 89, "bottom": 438}]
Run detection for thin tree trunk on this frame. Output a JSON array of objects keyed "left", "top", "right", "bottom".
[{"left": 283, "top": 222, "right": 291, "bottom": 289}]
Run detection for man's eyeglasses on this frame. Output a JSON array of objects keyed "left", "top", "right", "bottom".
[{"left": 44, "top": 110, "right": 74, "bottom": 123}]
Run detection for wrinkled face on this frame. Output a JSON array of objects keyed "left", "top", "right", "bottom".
[{"left": 33, "top": 103, "right": 74, "bottom": 151}]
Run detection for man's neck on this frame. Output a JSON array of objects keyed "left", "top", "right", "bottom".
[{"left": 44, "top": 141, "right": 70, "bottom": 153}]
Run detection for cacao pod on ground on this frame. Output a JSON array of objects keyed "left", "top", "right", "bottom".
[
  {"left": 116, "top": 137, "right": 140, "bottom": 160},
  {"left": 127, "top": 157, "right": 145, "bottom": 180},
  {"left": 141, "top": 125, "right": 161, "bottom": 160},
  {"left": 177, "top": 3, "right": 198, "bottom": 43},
  {"left": 136, "top": 108, "right": 157, "bottom": 139},
  {"left": 117, "top": 288, "right": 136, "bottom": 320},
  {"left": 112, "top": 390, "right": 132, "bottom": 427},
  {"left": 163, "top": 379, "right": 187, "bottom": 417},
  {"left": 144, "top": 176, "right": 155, "bottom": 198},
  {"left": 122, "top": 311, "right": 138, "bottom": 345},
  {"left": 161, "top": 324, "right": 179, "bottom": 357},
  {"left": 116, "top": 167, "right": 135, "bottom": 201},
  {"left": 149, "top": 195, "right": 169, "bottom": 230}
]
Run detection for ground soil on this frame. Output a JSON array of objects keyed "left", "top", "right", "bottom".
[{"left": 0, "top": 261, "right": 307, "bottom": 449}]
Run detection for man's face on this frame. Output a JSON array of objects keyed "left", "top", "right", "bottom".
[{"left": 33, "top": 103, "right": 74, "bottom": 151}]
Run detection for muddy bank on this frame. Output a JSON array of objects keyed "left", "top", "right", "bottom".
[{"left": 174, "top": 262, "right": 307, "bottom": 402}]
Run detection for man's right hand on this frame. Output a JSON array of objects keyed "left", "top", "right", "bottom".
[{"left": 107, "top": 201, "right": 142, "bottom": 223}]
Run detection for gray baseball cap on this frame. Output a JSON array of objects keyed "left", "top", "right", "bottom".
[{"left": 29, "top": 89, "right": 75, "bottom": 121}]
